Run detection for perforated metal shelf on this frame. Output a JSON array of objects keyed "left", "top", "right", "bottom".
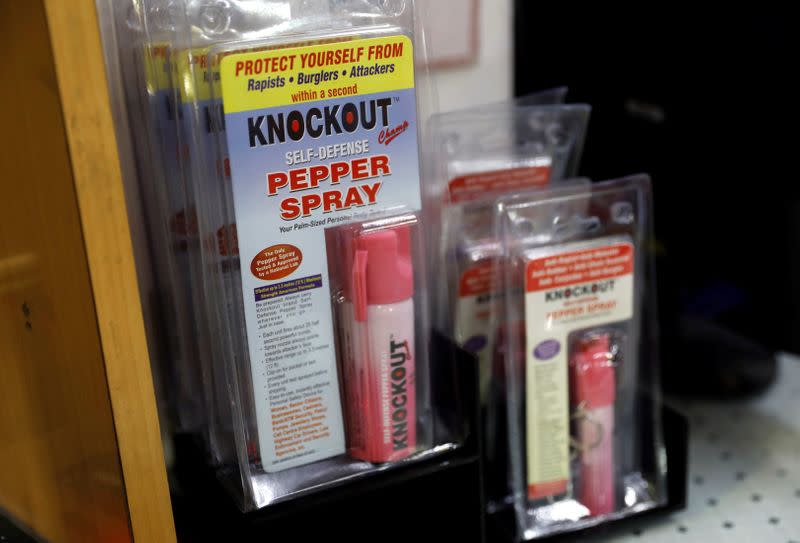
[{"left": 566, "top": 354, "right": 800, "bottom": 542}]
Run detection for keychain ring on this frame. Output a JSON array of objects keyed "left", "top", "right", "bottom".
[{"left": 569, "top": 402, "right": 605, "bottom": 458}]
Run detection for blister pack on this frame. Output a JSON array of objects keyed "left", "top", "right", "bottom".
[
  {"left": 106, "top": 4, "right": 212, "bottom": 439},
  {"left": 492, "top": 175, "right": 666, "bottom": 539},
  {"left": 106, "top": 0, "right": 469, "bottom": 511},
  {"left": 426, "top": 100, "right": 591, "bottom": 401}
]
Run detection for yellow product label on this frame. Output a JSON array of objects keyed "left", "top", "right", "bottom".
[
  {"left": 143, "top": 43, "right": 172, "bottom": 94},
  {"left": 175, "top": 47, "right": 222, "bottom": 104},
  {"left": 220, "top": 35, "right": 414, "bottom": 114}
]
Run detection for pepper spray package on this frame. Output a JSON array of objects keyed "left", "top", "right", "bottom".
[
  {"left": 493, "top": 175, "right": 666, "bottom": 540},
  {"left": 103, "top": 3, "right": 215, "bottom": 439},
  {"left": 214, "top": 26, "right": 423, "bottom": 473},
  {"left": 128, "top": 0, "right": 464, "bottom": 510},
  {"left": 426, "top": 102, "right": 590, "bottom": 401},
  {"left": 170, "top": 37, "right": 251, "bottom": 467}
]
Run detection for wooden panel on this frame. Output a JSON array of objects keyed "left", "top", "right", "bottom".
[
  {"left": 0, "top": 1, "right": 132, "bottom": 542},
  {"left": 41, "top": 1, "right": 178, "bottom": 542}
]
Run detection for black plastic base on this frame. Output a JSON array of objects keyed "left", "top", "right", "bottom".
[
  {"left": 172, "top": 437, "right": 483, "bottom": 542},
  {"left": 170, "top": 333, "right": 688, "bottom": 543},
  {"left": 170, "top": 331, "right": 485, "bottom": 542},
  {"left": 486, "top": 403, "right": 689, "bottom": 542}
]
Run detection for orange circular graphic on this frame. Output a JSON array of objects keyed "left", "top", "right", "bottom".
[{"left": 251, "top": 244, "right": 303, "bottom": 281}]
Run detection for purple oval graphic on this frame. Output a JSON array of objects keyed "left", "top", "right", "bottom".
[
  {"left": 534, "top": 339, "right": 561, "bottom": 360},
  {"left": 464, "top": 335, "right": 488, "bottom": 353}
]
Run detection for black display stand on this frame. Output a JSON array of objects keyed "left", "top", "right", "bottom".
[
  {"left": 170, "top": 332, "right": 486, "bottom": 542},
  {"left": 170, "top": 335, "right": 688, "bottom": 543},
  {"left": 486, "top": 403, "right": 689, "bottom": 542}
]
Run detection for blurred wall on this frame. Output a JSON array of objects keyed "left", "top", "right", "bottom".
[{"left": 427, "top": 0, "right": 512, "bottom": 112}]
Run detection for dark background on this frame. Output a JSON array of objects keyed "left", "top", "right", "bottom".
[{"left": 515, "top": 5, "right": 799, "bottom": 395}]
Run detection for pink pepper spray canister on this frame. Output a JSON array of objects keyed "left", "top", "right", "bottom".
[
  {"left": 571, "top": 334, "right": 616, "bottom": 516},
  {"left": 349, "top": 226, "right": 416, "bottom": 463}
]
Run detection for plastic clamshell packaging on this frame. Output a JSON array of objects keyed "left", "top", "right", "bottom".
[
  {"left": 105, "top": 0, "right": 465, "bottom": 511},
  {"left": 493, "top": 175, "right": 667, "bottom": 540},
  {"left": 425, "top": 98, "right": 591, "bottom": 403},
  {"left": 104, "top": 6, "right": 218, "bottom": 441}
]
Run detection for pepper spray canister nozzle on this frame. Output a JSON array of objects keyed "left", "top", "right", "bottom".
[
  {"left": 572, "top": 334, "right": 616, "bottom": 409},
  {"left": 353, "top": 227, "right": 414, "bottom": 321}
]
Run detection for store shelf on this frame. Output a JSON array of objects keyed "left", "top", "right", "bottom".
[{"left": 567, "top": 354, "right": 800, "bottom": 542}]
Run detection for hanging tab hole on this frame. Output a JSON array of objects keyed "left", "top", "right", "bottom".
[
  {"left": 583, "top": 216, "right": 601, "bottom": 233},
  {"left": 199, "top": 1, "right": 232, "bottom": 35},
  {"left": 151, "top": 2, "right": 181, "bottom": 31},
  {"left": 611, "top": 201, "right": 635, "bottom": 225},
  {"left": 379, "top": 0, "right": 406, "bottom": 16},
  {"left": 525, "top": 112, "right": 546, "bottom": 132},
  {"left": 443, "top": 133, "right": 460, "bottom": 153},
  {"left": 545, "top": 122, "right": 568, "bottom": 146},
  {"left": 512, "top": 217, "right": 536, "bottom": 237}
]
